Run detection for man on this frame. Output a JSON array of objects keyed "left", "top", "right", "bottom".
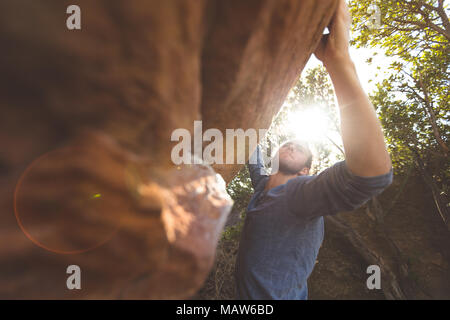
[{"left": 234, "top": 0, "right": 393, "bottom": 300}]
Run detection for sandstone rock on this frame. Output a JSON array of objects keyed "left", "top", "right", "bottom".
[{"left": 0, "top": 0, "right": 336, "bottom": 298}]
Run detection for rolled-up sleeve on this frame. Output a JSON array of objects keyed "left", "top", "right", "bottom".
[{"left": 286, "top": 161, "right": 393, "bottom": 219}]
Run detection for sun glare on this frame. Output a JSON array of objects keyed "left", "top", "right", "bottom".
[{"left": 286, "top": 107, "right": 330, "bottom": 142}]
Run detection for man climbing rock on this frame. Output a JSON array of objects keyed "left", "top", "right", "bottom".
[{"left": 234, "top": 0, "right": 393, "bottom": 300}]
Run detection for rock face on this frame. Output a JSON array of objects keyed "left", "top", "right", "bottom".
[{"left": 0, "top": 0, "right": 336, "bottom": 298}]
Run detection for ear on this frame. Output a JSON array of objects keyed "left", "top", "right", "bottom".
[{"left": 297, "top": 167, "right": 310, "bottom": 176}]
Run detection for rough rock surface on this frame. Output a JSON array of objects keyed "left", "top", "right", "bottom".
[{"left": 0, "top": 0, "right": 336, "bottom": 298}]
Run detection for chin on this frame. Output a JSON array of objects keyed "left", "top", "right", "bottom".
[{"left": 278, "top": 161, "right": 302, "bottom": 175}]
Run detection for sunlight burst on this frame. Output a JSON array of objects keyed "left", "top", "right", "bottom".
[{"left": 286, "top": 107, "right": 330, "bottom": 143}]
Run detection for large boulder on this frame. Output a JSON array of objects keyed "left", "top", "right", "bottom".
[{"left": 0, "top": 0, "right": 337, "bottom": 298}]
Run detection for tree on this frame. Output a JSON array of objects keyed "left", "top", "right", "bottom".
[{"left": 349, "top": 0, "right": 449, "bottom": 227}]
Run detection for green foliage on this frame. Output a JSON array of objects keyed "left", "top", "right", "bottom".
[
  {"left": 226, "top": 165, "right": 253, "bottom": 214},
  {"left": 221, "top": 218, "right": 245, "bottom": 243},
  {"left": 350, "top": 1, "right": 448, "bottom": 57},
  {"left": 350, "top": 0, "right": 449, "bottom": 188}
]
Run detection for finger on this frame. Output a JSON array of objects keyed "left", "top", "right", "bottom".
[
  {"left": 330, "top": 0, "right": 350, "bottom": 36},
  {"left": 341, "top": 0, "right": 351, "bottom": 25},
  {"left": 336, "top": 0, "right": 351, "bottom": 25}
]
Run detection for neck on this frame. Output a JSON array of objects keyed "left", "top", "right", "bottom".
[{"left": 264, "top": 172, "right": 297, "bottom": 191}]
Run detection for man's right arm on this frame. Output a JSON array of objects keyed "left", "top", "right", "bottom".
[{"left": 247, "top": 145, "right": 268, "bottom": 189}]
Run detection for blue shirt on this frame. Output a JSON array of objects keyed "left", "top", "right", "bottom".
[{"left": 235, "top": 147, "right": 393, "bottom": 299}]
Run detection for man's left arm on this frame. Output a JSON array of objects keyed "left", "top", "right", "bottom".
[
  {"left": 247, "top": 145, "right": 268, "bottom": 189},
  {"left": 286, "top": 161, "right": 392, "bottom": 219}
]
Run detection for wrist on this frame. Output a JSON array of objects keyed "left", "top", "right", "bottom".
[
  {"left": 325, "top": 58, "right": 366, "bottom": 108},
  {"left": 323, "top": 54, "right": 354, "bottom": 75},
  {"left": 325, "top": 58, "right": 358, "bottom": 84}
]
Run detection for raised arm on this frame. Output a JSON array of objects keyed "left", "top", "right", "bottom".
[
  {"left": 284, "top": 0, "right": 393, "bottom": 219},
  {"left": 314, "top": 0, "right": 392, "bottom": 177},
  {"left": 247, "top": 145, "right": 268, "bottom": 189}
]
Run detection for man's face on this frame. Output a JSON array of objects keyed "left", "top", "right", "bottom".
[{"left": 275, "top": 141, "right": 310, "bottom": 175}]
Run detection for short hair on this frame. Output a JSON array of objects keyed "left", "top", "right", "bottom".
[{"left": 281, "top": 139, "right": 313, "bottom": 169}]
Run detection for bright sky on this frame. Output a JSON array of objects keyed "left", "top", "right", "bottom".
[
  {"left": 304, "top": 46, "right": 395, "bottom": 94},
  {"left": 281, "top": 45, "right": 395, "bottom": 172},
  {"left": 269, "top": 0, "right": 404, "bottom": 172}
]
